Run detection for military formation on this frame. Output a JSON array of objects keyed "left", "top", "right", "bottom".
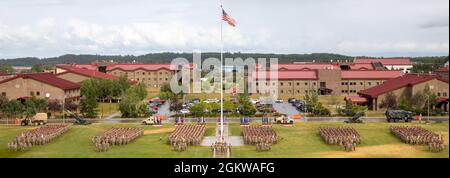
[
  {"left": 390, "top": 126, "right": 445, "bottom": 152},
  {"left": 92, "top": 128, "right": 144, "bottom": 152},
  {"left": 243, "top": 126, "right": 279, "bottom": 145},
  {"left": 256, "top": 139, "right": 272, "bottom": 152},
  {"left": 242, "top": 126, "right": 279, "bottom": 151},
  {"left": 211, "top": 141, "right": 232, "bottom": 157},
  {"left": 169, "top": 124, "right": 205, "bottom": 151},
  {"left": 319, "top": 127, "right": 361, "bottom": 152},
  {"left": 7, "top": 124, "right": 70, "bottom": 151}
]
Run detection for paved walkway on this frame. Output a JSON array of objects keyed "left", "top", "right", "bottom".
[{"left": 201, "top": 123, "right": 244, "bottom": 146}]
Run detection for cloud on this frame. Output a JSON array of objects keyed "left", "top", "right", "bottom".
[
  {"left": 0, "top": 19, "right": 260, "bottom": 57},
  {"left": 0, "top": 0, "right": 449, "bottom": 58}
]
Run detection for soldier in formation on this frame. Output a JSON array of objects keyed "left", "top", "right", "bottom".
[
  {"left": 319, "top": 127, "right": 361, "bottom": 152},
  {"left": 7, "top": 124, "right": 70, "bottom": 152},
  {"left": 168, "top": 125, "right": 206, "bottom": 147},
  {"left": 243, "top": 126, "right": 279, "bottom": 145},
  {"left": 390, "top": 126, "right": 445, "bottom": 152},
  {"left": 92, "top": 128, "right": 144, "bottom": 152}
]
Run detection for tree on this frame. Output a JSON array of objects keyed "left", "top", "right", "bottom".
[
  {"left": 118, "top": 83, "right": 148, "bottom": 118},
  {"left": 80, "top": 97, "right": 98, "bottom": 118},
  {"left": 237, "top": 94, "right": 256, "bottom": 116},
  {"left": 47, "top": 99, "right": 62, "bottom": 112},
  {"left": 0, "top": 64, "right": 13, "bottom": 74},
  {"left": 380, "top": 92, "right": 397, "bottom": 109},
  {"left": 80, "top": 79, "right": 100, "bottom": 117},
  {"left": 31, "top": 64, "right": 44, "bottom": 73},
  {"left": 1, "top": 99, "right": 25, "bottom": 119},
  {"left": 304, "top": 91, "right": 330, "bottom": 116},
  {"left": 117, "top": 74, "right": 131, "bottom": 94}
]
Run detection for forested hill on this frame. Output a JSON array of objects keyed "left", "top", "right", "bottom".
[
  {"left": 0, "top": 53, "right": 353, "bottom": 66},
  {"left": 0, "top": 53, "right": 447, "bottom": 66}
]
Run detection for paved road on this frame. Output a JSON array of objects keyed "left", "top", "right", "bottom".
[
  {"left": 1, "top": 116, "right": 447, "bottom": 125},
  {"left": 104, "top": 111, "right": 121, "bottom": 120}
]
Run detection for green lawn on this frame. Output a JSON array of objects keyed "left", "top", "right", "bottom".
[{"left": 0, "top": 122, "right": 448, "bottom": 158}]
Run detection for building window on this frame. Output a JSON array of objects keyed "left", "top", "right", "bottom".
[
  {"left": 288, "top": 82, "right": 292, "bottom": 86},
  {"left": 438, "top": 93, "right": 441, "bottom": 97},
  {"left": 280, "top": 90, "right": 284, "bottom": 94},
  {"left": 280, "top": 82, "right": 284, "bottom": 86},
  {"left": 159, "top": 72, "right": 162, "bottom": 75},
  {"left": 376, "top": 82, "right": 380, "bottom": 85},
  {"left": 368, "top": 82, "right": 371, "bottom": 86},
  {"left": 313, "top": 82, "right": 316, "bottom": 86},
  {"left": 36, "top": 92, "right": 40, "bottom": 96},
  {"left": 297, "top": 82, "right": 300, "bottom": 86},
  {"left": 30, "top": 92, "right": 35, "bottom": 96},
  {"left": 256, "top": 82, "right": 259, "bottom": 86},
  {"left": 341, "top": 82, "right": 345, "bottom": 86},
  {"left": 2, "top": 92, "right": 6, "bottom": 97},
  {"left": 360, "top": 82, "right": 363, "bottom": 85},
  {"left": 444, "top": 92, "right": 447, "bottom": 97},
  {"left": 165, "top": 78, "right": 168, "bottom": 81}
]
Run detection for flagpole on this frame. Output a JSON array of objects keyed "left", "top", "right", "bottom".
[{"left": 219, "top": 2, "right": 224, "bottom": 142}]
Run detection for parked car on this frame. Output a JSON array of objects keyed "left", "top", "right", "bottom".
[
  {"left": 191, "top": 98, "right": 201, "bottom": 103},
  {"left": 288, "top": 98, "right": 297, "bottom": 103},
  {"left": 275, "top": 99, "right": 284, "bottom": 103},
  {"left": 250, "top": 99, "right": 260, "bottom": 105},
  {"left": 180, "top": 109, "right": 190, "bottom": 114},
  {"left": 204, "top": 98, "right": 220, "bottom": 103}
]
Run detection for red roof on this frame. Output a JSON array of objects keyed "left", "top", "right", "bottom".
[
  {"left": 348, "top": 63, "right": 375, "bottom": 70},
  {"left": 0, "top": 73, "right": 80, "bottom": 90},
  {"left": 436, "top": 97, "right": 449, "bottom": 103},
  {"left": 344, "top": 96, "right": 368, "bottom": 104},
  {"left": 358, "top": 74, "right": 449, "bottom": 98},
  {"left": 0, "top": 71, "right": 11, "bottom": 76},
  {"left": 56, "top": 65, "right": 119, "bottom": 80},
  {"left": 275, "top": 64, "right": 339, "bottom": 71},
  {"left": 355, "top": 58, "right": 412, "bottom": 65},
  {"left": 73, "top": 64, "right": 98, "bottom": 70},
  {"left": 341, "top": 70, "right": 403, "bottom": 80},
  {"left": 73, "top": 63, "right": 186, "bottom": 72},
  {"left": 435, "top": 66, "right": 449, "bottom": 72},
  {"left": 253, "top": 71, "right": 317, "bottom": 80},
  {"left": 106, "top": 64, "right": 174, "bottom": 71}
]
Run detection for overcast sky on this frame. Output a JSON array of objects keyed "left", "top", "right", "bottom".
[{"left": 0, "top": 0, "right": 448, "bottom": 58}]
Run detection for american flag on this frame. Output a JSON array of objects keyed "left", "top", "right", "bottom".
[{"left": 222, "top": 9, "right": 236, "bottom": 27}]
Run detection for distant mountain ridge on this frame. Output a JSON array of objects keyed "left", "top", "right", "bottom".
[{"left": 0, "top": 52, "right": 447, "bottom": 66}]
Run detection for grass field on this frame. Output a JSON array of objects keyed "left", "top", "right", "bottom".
[{"left": 0, "top": 122, "right": 447, "bottom": 158}]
